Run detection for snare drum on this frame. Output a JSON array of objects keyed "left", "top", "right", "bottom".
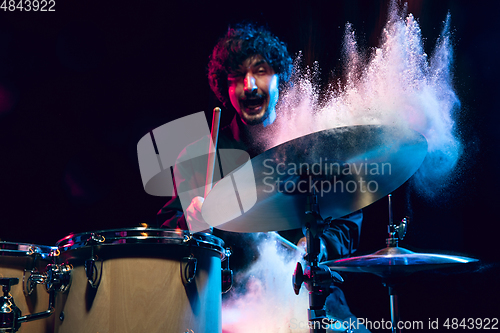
[
  {"left": 0, "top": 242, "right": 56, "bottom": 332},
  {"left": 54, "top": 228, "right": 225, "bottom": 333}
]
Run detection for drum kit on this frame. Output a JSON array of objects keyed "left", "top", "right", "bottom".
[
  {"left": 1, "top": 125, "right": 478, "bottom": 333},
  {"left": 1, "top": 229, "right": 229, "bottom": 333}
]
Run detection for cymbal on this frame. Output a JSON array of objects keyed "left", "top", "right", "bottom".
[
  {"left": 321, "top": 247, "right": 479, "bottom": 278},
  {"left": 202, "top": 125, "right": 427, "bottom": 232}
]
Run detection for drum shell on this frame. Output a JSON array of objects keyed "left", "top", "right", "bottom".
[
  {"left": 54, "top": 242, "right": 222, "bottom": 333},
  {"left": 0, "top": 246, "right": 54, "bottom": 333}
]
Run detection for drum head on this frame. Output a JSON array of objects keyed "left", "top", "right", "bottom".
[
  {"left": 56, "top": 228, "right": 226, "bottom": 259},
  {"left": 0, "top": 242, "right": 56, "bottom": 259}
]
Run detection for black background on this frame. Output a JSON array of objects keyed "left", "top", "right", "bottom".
[{"left": 0, "top": 0, "right": 498, "bottom": 331}]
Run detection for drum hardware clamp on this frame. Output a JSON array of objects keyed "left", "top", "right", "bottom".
[
  {"left": 44, "top": 264, "right": 73, "bottom": 294},
  {"left": 84, "top": 233, "right": 105, "bottom": 289},
  {"left": 0, "top": 268, "right": 70, "bottom": 333},
  {"left": 22, "top": 262, "right": 73, "bottom": 294},
  {"left": 22, "top": 247, "right": 65, "bottom": 297},
  {"left": 1, "top": 277, "right": 22, "bottom": 332},
  {"left": 386, "top": 217, "right": 409, "bottom": 248}
]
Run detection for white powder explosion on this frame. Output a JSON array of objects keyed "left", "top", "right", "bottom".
[
  {"left": 222, "top": 235, "right": 311, "bottom": 333},
  {"left": 266, "top": 2, "right": 461, "bottom": 198},
  {"left": 222, "top": 2, "right": 462, "bottom": 332}
]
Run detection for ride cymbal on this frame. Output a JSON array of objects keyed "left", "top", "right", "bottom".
[{"left": 321, "top": 247, "right": 479, "bottom": 278}]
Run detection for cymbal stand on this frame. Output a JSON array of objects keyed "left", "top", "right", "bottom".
[
  {"left": 383, "top": 194, "right": 408, "bottom": 333},
  {"left": 292, "top": 185, "right": 343, "bottom": 333}
]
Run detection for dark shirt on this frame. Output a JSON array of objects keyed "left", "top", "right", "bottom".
[{"left": 157, "top": 115, "right": 362, "bottom": 269}]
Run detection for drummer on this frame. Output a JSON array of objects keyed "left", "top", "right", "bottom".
[{"left": 157, "top": 22, "right": 364, "bottom": 324}]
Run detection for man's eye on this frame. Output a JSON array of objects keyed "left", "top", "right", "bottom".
[{"left": 257, "top": 67, "right": 267, "bottom": 74}]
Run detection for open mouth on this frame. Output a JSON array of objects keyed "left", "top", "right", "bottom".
[{"left": 242, "top": 95, "right": 266, "bottom": 114}]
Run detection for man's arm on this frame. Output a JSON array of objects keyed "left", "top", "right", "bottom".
[
  {"left": 321, "top": 210, "right": 363, "bottom": 260},
  {"left": 156, "top": 143, "right": 206, "bottom": 230},
  {"left": 294, "top": 210, "right": 363, "bottom": 262},
  {"left": 157, "top": 195, "right": 187, "bottom": 229}
]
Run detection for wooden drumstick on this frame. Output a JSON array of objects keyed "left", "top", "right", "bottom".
[{"left": 204, "top": 107, "right": 221, "bottom": 198}]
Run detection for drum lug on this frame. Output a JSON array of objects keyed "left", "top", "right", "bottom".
[
  {"left": 23, "top": 268, "right": 39, "bottom": 297},
  {"left": 221, "top": 248, "right": 233, "bottom": 294},
  {"left": 181, "top": 255, "right": 197, "bottom": 285},
  {"left": 85, "top": 258, "right": 103, "bottom": 289},
  {"left": 221, "top": 269, "right": 233, "bottom": 294},
  {"left": 83, "top": 233, "right": 105, "bottom": 289}
]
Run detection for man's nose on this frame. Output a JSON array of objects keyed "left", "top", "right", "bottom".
[{"left": 244, "top": 73, "right": 257, "bottom": 94}]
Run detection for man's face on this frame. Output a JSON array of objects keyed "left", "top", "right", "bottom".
[{"left": 228, "top": 55, "right": 279, "bottom": 126}]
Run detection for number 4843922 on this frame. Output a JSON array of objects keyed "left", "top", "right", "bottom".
[
  {"left": 443, "top": 318, "right": 498, "bottom": 330},
  {"left": 1, "top": 0, "right": 55, "bottom": 11}
]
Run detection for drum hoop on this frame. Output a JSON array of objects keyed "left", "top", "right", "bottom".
[
  {"left": 0, "top": 242, "right": 56, "bottom": 259},
  {"left": 56, "top": 228, "right": 226, "bottom": 258}
]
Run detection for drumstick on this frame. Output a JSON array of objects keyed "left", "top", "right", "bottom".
[
  {"left": 270, "top": 232, "right": 306, "bottom": 255},
  {"left": 204, "top": 107, "right": 221, "bottom": 198}
]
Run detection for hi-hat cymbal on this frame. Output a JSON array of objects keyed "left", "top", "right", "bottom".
[
  {"left": 202, "top": 125, "right": 427, "bottom": 232},
  {"left": 321, "top": 247, "right": 479, "bottom": 278}
]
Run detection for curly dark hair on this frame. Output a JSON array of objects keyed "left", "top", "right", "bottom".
[{"left": 208, "top": 23, "right": 293, "bottom": 107}]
